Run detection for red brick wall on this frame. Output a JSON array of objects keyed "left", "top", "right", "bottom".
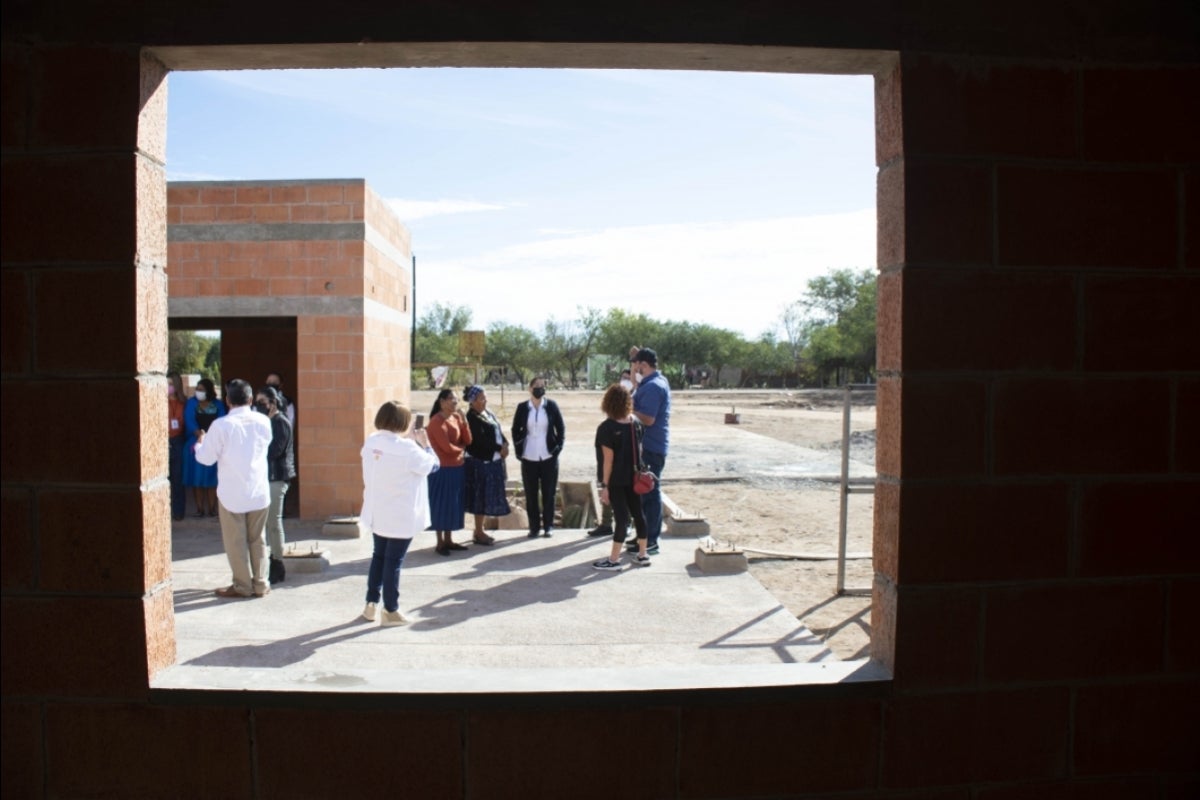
[
  {"left": 166, "top": 179, "right": 412, "bottom": 517},
  {"left": 2, "top": 3, "right": 1198, "bottom": 798}
]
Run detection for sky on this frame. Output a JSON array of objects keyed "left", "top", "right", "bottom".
[{"left": 167, "top": 68, "right": 876, "bottom": 340}]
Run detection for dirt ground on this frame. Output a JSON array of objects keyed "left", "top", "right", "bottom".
[{"left": 415, "top": 386, "right": 876, "bottom": 660}]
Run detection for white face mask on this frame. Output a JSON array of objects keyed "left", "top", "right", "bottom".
[
  {"left": 194, "top": 390, "right": 207, "bottom": 401},
  {"left": 633, "top": 371, "right": 643, "bottom": 384},
  {"left": 619, "top": 379, "right": 634, "bottom": 391}
]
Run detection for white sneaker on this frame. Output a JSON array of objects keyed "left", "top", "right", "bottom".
[
  {"left": 362, "top": 602, "right": 378, "bottom": 622},
  {"left": 381, "top": 610, "right": 409, "bottom": 627}
]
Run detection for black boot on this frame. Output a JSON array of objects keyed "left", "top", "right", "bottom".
[{"left": 268, "top": 556, "right": 286, "bottom": 584}]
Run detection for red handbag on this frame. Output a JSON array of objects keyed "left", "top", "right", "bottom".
[{"left": 629, "top": 421, "right": 656, "bottom": 495}]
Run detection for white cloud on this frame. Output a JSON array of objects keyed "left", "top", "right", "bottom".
[
  {"left": 386, "top": 198, "right": 509, "bottom": 222},
  {"left": 418, "top": 208, "right": 875, "bottom": 339},
  {"left": 166, "top": 169, "right": 244, "bottom": 182}
]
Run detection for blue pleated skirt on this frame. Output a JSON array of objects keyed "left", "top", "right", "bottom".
[
  {"left": 182, "top": 436, "right": 218, "bottom": 488},
  {"left": 464, "top": 457, "right": 511, "bottom": 517},
  {"left": 427, "top": 464, "right": 466, "bottom": 531}
]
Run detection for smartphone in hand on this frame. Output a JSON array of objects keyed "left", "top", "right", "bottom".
[{"left": 413, "top": 413, "right": 425, "bottom": 431}]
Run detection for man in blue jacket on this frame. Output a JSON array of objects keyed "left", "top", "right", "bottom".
[{"left": 627, "top": 348, "right": 671, "bottom": 555}]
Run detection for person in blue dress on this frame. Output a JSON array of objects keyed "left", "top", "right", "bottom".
[{"left": 183, "top": 377, "right": 226, "bottom": 516}]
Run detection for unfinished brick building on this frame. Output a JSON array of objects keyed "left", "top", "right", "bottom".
[
  {"left": 2, "top": 2, "right": 1197, "bottom": 798},
  {"left": 167, "top": 179, "right": 413, "bottom": 519}
]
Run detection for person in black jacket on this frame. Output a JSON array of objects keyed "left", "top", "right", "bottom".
[
  {"left": 256, "top": 385, "right": 296, "bottom": 583},
  {"left": 511, "top": 376, "right": 566, "bottom": 539},
  {"left": 463, "top": 385, "right": 510, "bottom": 545}
]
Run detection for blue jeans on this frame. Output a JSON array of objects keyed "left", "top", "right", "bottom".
[
  {"left": 642, "top": 450, "right": 667, "bottom": 547},
  {"left": 365, "top": 534, "right": 413, "bottom": 613}
]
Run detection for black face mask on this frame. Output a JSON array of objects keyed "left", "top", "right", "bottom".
[
  {"left": 532, "top": 387, "right": 546, "bottom": 399},
  {"left": 255, "top": 402, "right": 270, "bottom": 414}
]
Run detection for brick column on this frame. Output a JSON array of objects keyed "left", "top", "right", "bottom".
[{"left": 0, "top": 46, "right": 173, "bottom": 698}]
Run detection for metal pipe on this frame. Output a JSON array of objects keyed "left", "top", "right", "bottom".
[
  {"left": 837, "top": 383, "right": 852, "bottom": 594},
  {"left": 410, "top": 254, "right": 417, "bottom": 366}
]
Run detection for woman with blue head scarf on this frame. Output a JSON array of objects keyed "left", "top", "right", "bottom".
[{"left": 462, "top": 385, "right": 511, "bottom": 543}]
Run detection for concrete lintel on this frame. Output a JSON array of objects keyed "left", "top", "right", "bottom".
[
  {"left": 169, "top": 221, "right": 366, "bottom": 242},
  {"left": 169, "top": 295, "right": 365, "bottom": 318},
  {"left": 150, "top": 42, "right": 897, "bottom": 76}
]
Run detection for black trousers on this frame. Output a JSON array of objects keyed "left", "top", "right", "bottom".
[{"left": 520, "top": 457, "right": 559, "bottom": 533}]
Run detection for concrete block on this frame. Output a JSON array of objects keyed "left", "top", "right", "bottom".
[
  {"left": 322, "top": 516, "right": 366, "bottom": 538},
  {"left": 665, "top": 517, "right": 711, "bottom": 537},
  {"left": 694, "top": 545, "right": 748, "bottom": 575},
  {"left": 282, "top": 550, "right": 330, "bottom": 574}
]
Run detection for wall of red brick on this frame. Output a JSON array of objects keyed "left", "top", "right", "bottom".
[
  {"left": 2, "top": 3, "right": 1197, "bottom": 798},
  {"left": 166, "top": 179, "right": 412, "bottom": 517}
]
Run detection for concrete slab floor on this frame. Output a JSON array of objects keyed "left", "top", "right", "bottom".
[{"left": 156, "top": 517, "right": 883, "bottom": 694}]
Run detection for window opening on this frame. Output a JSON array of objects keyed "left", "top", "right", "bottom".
[{"left": 157, "top": 62, "right": 883, "bottom": 688}]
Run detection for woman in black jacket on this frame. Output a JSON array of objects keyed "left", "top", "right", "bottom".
[
  {"left": 462, "top": 385, "right": 510, "bottom": 545},
  {"left": 510, "top": 376, "right": 565, "bottom": 538},
  {"left": 257, "top": 385, "right": 295, "bottom": 583}
]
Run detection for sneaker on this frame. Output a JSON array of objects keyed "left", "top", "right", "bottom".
[
  {"left": 362, "top": 602, "right": 378, "bottom": 622},
  {"left": 634, "top": 554, "right": 652, "bottom": 567},
  {"left": 381, "top": 610, "right": 409, "bottom": 627},
  {"left": 541, "top": 528, "right": 553, "bottom": 538},
  {"left": 591, "top": 558, "right": 623, "bottom": 571},
  {"left": 268, "top": 557, "right": 286, "bottom": 584},
  {"left": 588, "top": 525, "right": 613, "bottom": 537},
  {"left": 626, "top": 542, "right": 660, "bottom": 555}
]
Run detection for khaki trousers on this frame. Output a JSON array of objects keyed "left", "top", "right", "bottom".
[{"left": 217, "top": 503, "right": 270, "bottom": 596}]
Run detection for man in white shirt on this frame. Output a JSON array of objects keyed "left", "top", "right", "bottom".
[{"left": 194, "top": 378, "right": 274, "bottom": 598}]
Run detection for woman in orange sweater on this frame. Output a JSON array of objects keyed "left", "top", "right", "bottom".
[{"left": 425, "top": 388, "right": 472, "bottom": 555}]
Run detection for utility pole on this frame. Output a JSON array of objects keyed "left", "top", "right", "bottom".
[{"left": 410, "top": 253, "right": 417, "bottom": 365}]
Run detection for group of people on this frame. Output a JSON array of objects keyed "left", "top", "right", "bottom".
[
  {"left": 169, "top": 373, "right": 297, "bottom": 595},
  {"left": 590, "top": 347, "right": 672, "bottom": 570},
  {"left": 189, "top": 348, "right": 671, "bottom": 628},
  {"left": 355, "top": 347, "right": 671, "bottom": 625},
  {"left": 355, "top": 377, "right": 568, "bottom": 625},
  {"left": 422, "top": 379, "right": 565, "bottom": 554}
]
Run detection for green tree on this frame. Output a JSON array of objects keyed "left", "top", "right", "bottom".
[
  {"left": 779, "top": 301, "right": 808, "bottom": 367},
  {"left": 802, "top": 269, "right": 866, "bottom": 325},
  {"left": 541, "top": 307, "right": 602, "bottom": 387},
  {"left": 169, "top": 330, "right": 210, "bottom": 375},
  {"left": 169, "top": 330, "right": 221, "bottom": 385},
  {"left": 594, "top": 309, "right": 663, "bottom": 360},
  {"left": 484, "top": 322, "right": 540, "bottom": 385},
  {"left": 203, "top": 337, "right": 222, "bottom": 388},
  {"left": 739, "top": 333, "right": 793, "bottom": 387},
  {"left": 797, "top": 268, "right": 876, "bottom": 385},
  {"left": 413, "top": 303, "right": 474, "bottom": 386}
]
